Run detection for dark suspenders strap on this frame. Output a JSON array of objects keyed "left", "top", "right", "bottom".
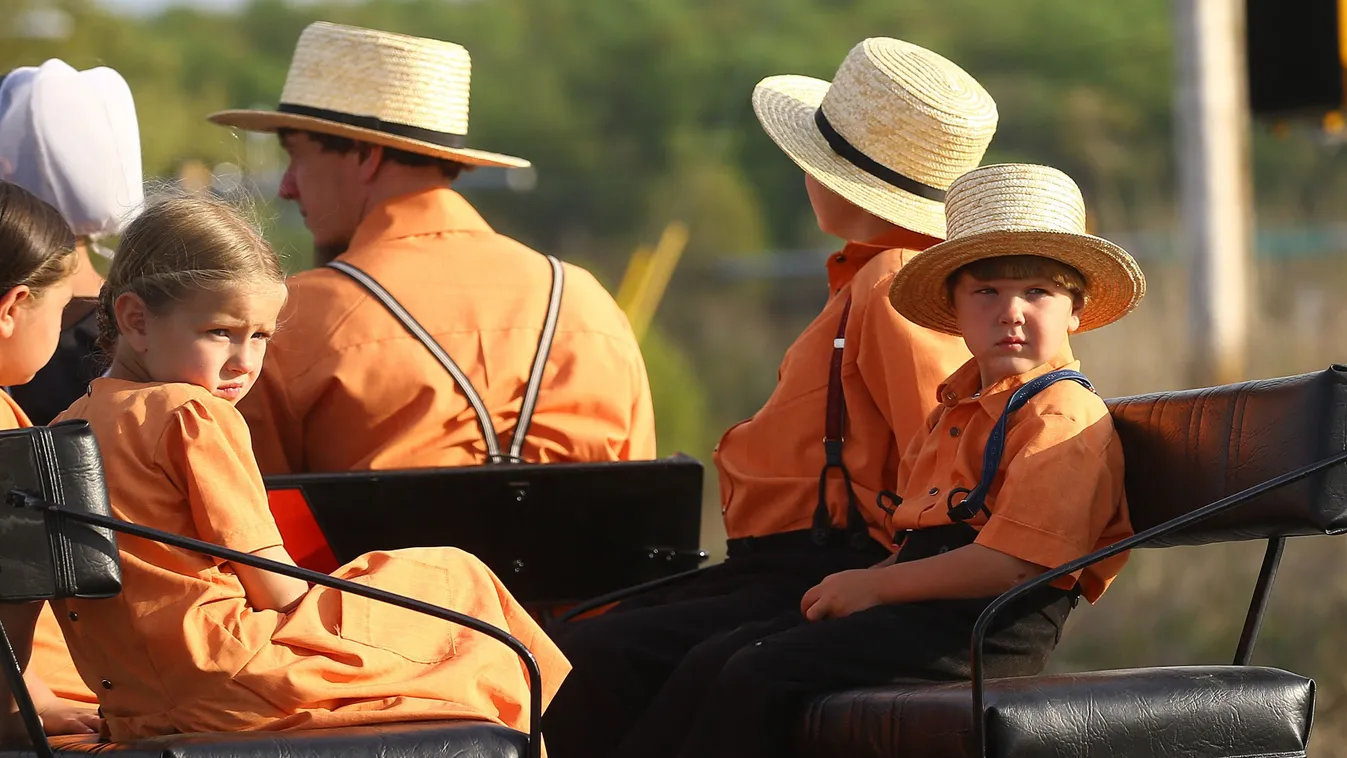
[
  {"left": 511, "top": 255, "right": 564, "bottom": 461},
  {"left": 945, "top": 369, "right": 1095, "bottom": 522},
  {"left": 811, "top": 296, "right": 870, "bottom": 549},
  {"left": 326, "top": 256, "right": 564, "bottom": 464}
]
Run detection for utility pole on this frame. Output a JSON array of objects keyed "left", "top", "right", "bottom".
[{"left": 1174, "top": 0, "right": 1253, "bottom": 387}]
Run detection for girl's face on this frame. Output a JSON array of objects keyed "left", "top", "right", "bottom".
[
  {"left": 120, "top": 283, "right": 287, "bottom": 404},
  {"left": 0, "top": 278, "right": 75, "bottom": 386}
]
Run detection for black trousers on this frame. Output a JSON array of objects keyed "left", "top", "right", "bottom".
[
  {"left": 542, "top": 531, "right": 890, "bottom": 758},
  {"left": 616, "top": 586, "right": 1076, "bottom": 758}
]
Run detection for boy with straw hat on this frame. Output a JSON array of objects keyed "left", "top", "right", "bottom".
[
  {"left": 546, "top": 37, "right": 994, "bottom": 758},
  {"left": 609, "top": 163, "right": 1145, "bottom": 758},
  {"left": 209, "top": 22, "right": 655, "bottom": 481}
]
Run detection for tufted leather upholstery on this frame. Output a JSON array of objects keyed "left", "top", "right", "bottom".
[
  {"left": 0, "top": 722, "right": 526, "bottom": 758},
  {"left": 1105, "top": 365, "right": 1347, "bottom": 545},
  {"left": 795, "top": 666, "right": 1313, "bottom": 758}
]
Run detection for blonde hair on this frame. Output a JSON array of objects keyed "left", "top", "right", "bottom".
[
  {"left": 97, "top": 193, "right": 285, "bottom": 354},
  {"left": 945, "top": 255, "right": 1087, "bottom": 308}
]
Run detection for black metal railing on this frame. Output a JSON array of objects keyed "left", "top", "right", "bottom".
[
  {"left": 969, "top": 448, "right": 1347, "bottom": 758},
  {"left": 0, "top": 490, "right": 544, "bottom": 758}
]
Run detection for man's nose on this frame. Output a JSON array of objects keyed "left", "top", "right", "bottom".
[{"left": 278, "top": 166, "right": 298, "bottom": 201}]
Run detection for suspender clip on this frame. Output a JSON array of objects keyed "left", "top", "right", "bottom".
[{"left": 823, "top": 438, "right": 844, "bottom": 467}]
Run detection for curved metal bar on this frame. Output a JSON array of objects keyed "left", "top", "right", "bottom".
[
  {"left": 968, "top": 448, "right": 1347, "bottom": 758},
  {"left": 1233, "top": 537, "right": 1285, "bottom": 665},
  {"left": 8, "top": 491, "right": 545, "bottom": 758},
  {"left": 0, "top": 619, "right": 52, "bottom": 758}
]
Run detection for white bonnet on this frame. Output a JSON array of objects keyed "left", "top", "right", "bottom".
[{"left": 0, "top": 59, "right": 143, "bottom": 248}]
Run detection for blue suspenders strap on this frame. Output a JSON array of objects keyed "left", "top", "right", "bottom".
[{"left": 945, "top": 369, "right": 1095, "bottom": 522}]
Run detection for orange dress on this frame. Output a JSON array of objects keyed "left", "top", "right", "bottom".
[
  {"left": 0, "top": 391, "right": 98, "bottom": 707},
  {"left": 52, "top": 379, "right": 569, "bottom": 741}
]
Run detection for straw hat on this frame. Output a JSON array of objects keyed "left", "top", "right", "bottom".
[
  {"left": 209, "top": 22, "right": 527, "bottom": 169},
  {"left": 752, "top": 38, "right": 997, "bottom": 239},
  {"left": 888, "top": 163, "right": 1146, "bottom": 335}
]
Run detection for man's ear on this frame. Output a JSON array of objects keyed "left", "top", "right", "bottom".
[
  {"left": 356, "top": 143, "right": 385, "bottom": 183},
  {"left": 114, "top": 292, "right": 152, "bottom": 352},
  {"left": 1068, "top": 299, "right": 1084, "bottom": 333},
  {"left": 0, "top": 286, "right": 31, "bottom": 339}
]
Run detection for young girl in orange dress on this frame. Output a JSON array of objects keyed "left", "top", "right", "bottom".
[
  {"left": 1, "top": 192, "right": 568, "bottom": 745},
  {"left": 0, "top": 181, "right": 102, "bottom": 737}
]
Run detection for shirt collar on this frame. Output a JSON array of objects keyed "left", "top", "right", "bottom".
[
  {"left": 935, "top": 344, "right": 1081, "bottom": 417},
  {"left": 826, "top": 242, "right": 913, "bottom": 294},
  {"left": 346, "top": 187, "right": 492, "bottom": 253}
]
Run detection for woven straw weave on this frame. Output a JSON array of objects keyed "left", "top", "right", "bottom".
[
  {"left": 753, "top": 38, "right": 997, "bottom": 239},
  {"left": 281, "top": 22, "right": 472, "bottom": 136},
  {"left": 889, "top": 163, "right": 1146, "bottom": 335}
]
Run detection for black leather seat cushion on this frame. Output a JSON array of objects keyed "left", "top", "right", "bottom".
[
  {"left": 795, "top": 666, "right": 1313, "bottom": 758},
  {"left": 0, "top": 721, "right": 526, "bottom": 758}
]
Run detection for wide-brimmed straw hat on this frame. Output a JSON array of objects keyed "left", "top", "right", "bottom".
[
  {"left": 208, "top": 22, "right": 527, "bottom": 169},
  {"left": 888, "top": 163, "right": 1145, "bottom": 335},
  {"left": 752, "top": 38, "right": 998, "bottom": 239}
]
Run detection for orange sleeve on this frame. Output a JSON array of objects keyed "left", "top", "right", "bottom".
[
  {"left": 974, "top": 408, "right": 1124, "bottom": 574},
  {"left": 158, "top": 398, "right": 286, "bottom": 554},
  {"left": 855, "top": 275, "right": 969, "bottom": 457},
  {"left": 622, "top": 344, "right": 657, "bottom": 460}
]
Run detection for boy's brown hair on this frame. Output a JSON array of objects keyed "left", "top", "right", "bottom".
[
  {"left": 0, "top": 181, "right": 78, "bottom": 297},
  {"left": 96, "top": 192, "right": 286, "bottom": 353},
  {"left": 945, "top": 255, "right": 1088, "bottom": 309}
]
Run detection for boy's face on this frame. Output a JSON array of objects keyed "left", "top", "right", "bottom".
[{"left": 950, "top": 271, "right": 1082, "bottom": 387}]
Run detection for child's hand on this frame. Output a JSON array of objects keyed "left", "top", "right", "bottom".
[
  {"left": 39, "top": 702, "right": 99, "bottom": 736},
  {"left": 800, "top": 569, "right": 885, "bottom": 621}
]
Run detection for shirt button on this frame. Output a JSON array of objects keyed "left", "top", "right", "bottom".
[
  {"left": 944, "top": 391, "right": 958, "bottom": 402},
  {"left": 67, "top": 611, "right": 78, "bottom": 622},
  {"left": 101, "top": 679, "right": 113, "bottom": 690},
  {"left": 835, "top": 254, "right": 846, "bottom": 262},
  {"left": 949, "top": 427, "right": 961, "bottom": 437},
  {"left": 928, "top": 487, "right": 940, "bottom": 496}
]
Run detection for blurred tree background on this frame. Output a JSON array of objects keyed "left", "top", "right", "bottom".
[{"left": 7, "top": 0, "right": 1347, "bottom": 752}]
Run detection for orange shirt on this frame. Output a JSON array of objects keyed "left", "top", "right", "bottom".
[
  {"left": 54, "top": 379, "right": 569, "bottom": 741},
  {"left": 716, "top": 244, "right": 972, "bottom": 547},
  {"left": 0, "top": 391, "right": 97, "bottom": 707},
  {"left": 240, "top": 187, "right": 655, "bottom": 474},
  {"left": 886, "top": 348, "right": 1131, "bottom": 602}
]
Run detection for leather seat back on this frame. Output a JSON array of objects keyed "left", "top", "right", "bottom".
[{"left": 1106, "top": 365, "right": 1347, "bottom": 546}]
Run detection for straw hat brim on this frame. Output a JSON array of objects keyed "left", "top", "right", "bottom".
[
  {"left": 207, "top": 109, "right": 530, "bottom": 169},
  {"left": 888, "top": 229, "right": 1146, "bottom": 335},
  {"left": 753, "top": 75, "right": 948, "bottom": 239}
]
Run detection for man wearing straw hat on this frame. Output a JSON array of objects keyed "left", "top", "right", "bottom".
[
  {"left": 599, "top": 162, "right": 1143, "bottom": 758},
  {"left": 210, "top": 22, "right": 655, "bottom": 477},
  {"left": 546, "top": 38, "right": 996, "bottom": 758}
]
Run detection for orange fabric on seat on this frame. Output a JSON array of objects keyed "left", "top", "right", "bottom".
[
  {"left": 715, "top": 243, "right": 972, "bottom": 548},
  {"left": 887, "top": 347, "right": 1132, "bottom": 602},
  {"left": 239, "top": 187, "right": 654, "bottom": 474},
  {"left": 0, "top": 391, "right": 97, "bottom": 707},
  {"left": 55, "top": 379, "right": 569, "bottom": 742}
]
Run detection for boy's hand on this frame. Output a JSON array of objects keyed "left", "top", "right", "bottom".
[
  {"left": 39, "top": 702, "right": 99, "bottom": 736},
  {"left": 800, "top": 569, "right": 885, "bottom": 621}
]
